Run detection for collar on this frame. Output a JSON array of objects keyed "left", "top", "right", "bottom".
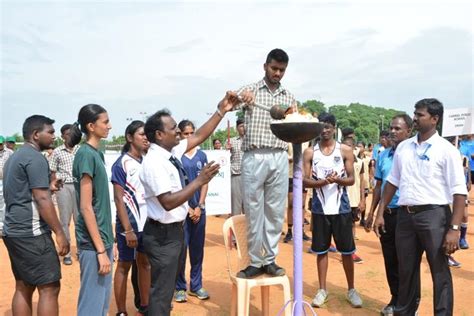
[
  {"left": 256, "top": 79, "right": 287, "bottom": 96},
  {"left": 150, "top": 143, "right": 173, "bottom": 159},
  {"left": 410, "top": 131, "right": 440, "bottom": 146},
  {"left": 58, "top": 144, "right": 78, "bottom": 152}
]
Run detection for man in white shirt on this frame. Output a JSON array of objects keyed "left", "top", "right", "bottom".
[
  {"left": 139, "top": 91, "right": 252, "bottom": 316},
  {"left": 375, "top": 98, "right": 467, "bottom": 316}
]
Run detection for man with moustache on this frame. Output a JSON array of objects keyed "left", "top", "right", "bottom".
[
  {"left": 233, "top": 48, "right": 296, "bottom": 279},
  {"left": 365, "top": 114, "right": 419, "bottom": 316},
  {"left": 374, "top": 99, "right": 467, "bottom": 316}
]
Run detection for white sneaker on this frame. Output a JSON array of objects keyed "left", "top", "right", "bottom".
[
  {"left": 311, "top": 289, "right": 328, "bottom": 307},
  {"left": 347, "top": 288, "right": 363, "bottom": 308}
]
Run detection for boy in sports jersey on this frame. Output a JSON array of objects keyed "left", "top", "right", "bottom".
[{"left": 303, "top": 113, "right": 363, "bottom": 308}]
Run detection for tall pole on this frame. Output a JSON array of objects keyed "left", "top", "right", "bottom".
[{"left": 292, "top": 143, "right": 303, "bottom": 315}]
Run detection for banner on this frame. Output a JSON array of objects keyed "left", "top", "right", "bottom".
[
  {"left": 442, "top": 107, "right": 474, "bottom": 137},
  {"left": 203, "top": 150, "right": 232, "bottom": 216}
]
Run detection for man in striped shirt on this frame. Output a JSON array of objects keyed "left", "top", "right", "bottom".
[
  {"left": 234, "top": 48, "right": 296, "bottom": 278},
  {"left": 49, "top": 124, "right": 80, "bottom": 265}
]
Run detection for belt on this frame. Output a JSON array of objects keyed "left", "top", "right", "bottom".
[
  {"left": 146, "top": 218, "right": 184, "bottom": 227},
  {"left": 385, "top": 207, "right": 400, "bottom": 214},
  {"left": 401, "top": 204, "right": 446, "bottom": 214}
]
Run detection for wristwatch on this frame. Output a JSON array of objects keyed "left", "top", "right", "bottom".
[
  {"left": 449, "top": 224, "right": 460, "bottom": 231},
  {"left": 199, "top": 203, "right": 206, "bottom": 209}
]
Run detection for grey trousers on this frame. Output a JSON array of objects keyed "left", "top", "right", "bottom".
[
  {"left": 242, "top": 149, "right": 288, "bottom": 267},
  {"left": 56, "top": 183, "right": 78, "bottom": 256},
  {"left": 77, "top": 248, "right": 113, "bottom": 316},
  {"left": 231, "top": 174, "right": 244, "bottom": 216}
]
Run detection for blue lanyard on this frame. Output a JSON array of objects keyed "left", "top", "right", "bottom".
[{"left": 415, "top": 143, "right": 431, "bottom": 161}]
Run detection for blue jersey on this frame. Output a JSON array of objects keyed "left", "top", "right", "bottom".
[
  {"left": 460, "top": 140, "right": 474, "bottom": 171},
  {"left": 181, "top": 149, "right": 208, "bottom": 208},
  {"left": 374, "top": 147, "right": 399, "bottom": 209}
]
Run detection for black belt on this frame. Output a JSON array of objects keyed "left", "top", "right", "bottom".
[
  {"left": 147, "top": 218, "right": 184, "bottom": 227},
  {"left": 401, "top": 204, "right": 446, "bottom": 214},
  {"left": 385, "top": 207, "right": 400, "bottom": 214}
]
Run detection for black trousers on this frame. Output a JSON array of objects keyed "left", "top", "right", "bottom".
[
  {"left": 394, "top": 205, "right": 453, "bottom": 316},
  {"left": 380, "top": 209, "right": 401, "bottom": 306},
  {"left": 143, "top": 220, "right": 185, "bottom": 316}
]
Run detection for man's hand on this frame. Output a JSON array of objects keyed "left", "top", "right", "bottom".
[
  {"left": 218, "top": 90, "right": 254, "bottom": 113},
  {"left": 373, "top": 215, "right": 385, "bottom": 238},
  {"left": 97, "top": 252, "right": 112, "bottom": 275},
  {"left": 358, "top": 200, "right": 366, "bottom": 213},
  {"left": 364, "top": 211, "right": 374, "bottom": 232},
  {"left": 125, "top": 231, "right": 138, "bottom": 248},
  {"left": 191, "top": 207, "right": 202, "bottom": 224},
  {"left": 50, "top": 178, "right": 64, "bottom": 192},
  {"left": 196, "top": 161, "right": 220, "bottom": 186},
  {"left": 443, "top": 230, "right": 460, "bottom": 255},
  {"left": 55, "top": 231, "right": 70, "bottom": 256}
]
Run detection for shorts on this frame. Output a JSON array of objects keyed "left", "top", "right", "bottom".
[
  {"left": 311, "top": 212, "right": 355, "bottom": 255},
  {"left": 117, "top": 231, "right": 145, "bottom": 262},
  {"left": 3, "top": 233, "right": 61, "bottom": 285},
  {"left": 289, "top": 178, "right": 307, "bottom": 193}
]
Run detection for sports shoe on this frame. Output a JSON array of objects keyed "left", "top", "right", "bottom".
[
  {"left": 189, "top": 288, "right": 209, "bottom": 300},
  {"left": 328, "top": 244, "right": 337, "bottom": 253},
  {"left": 359, "top": 219, "right": 366, "bottom": 227},
  {"left": 459, "top": 238, "right": 469, "bottom": 249},
  {"left": 263, "top": 262, "right": 285, "bottom": 276},
  {"left": 352, "top": 253, "right": 363, "bottom": 264},
  {"left": 347, "top": 288, "right": 363, "bottom": 307},
  {"left": 311, "top": 289, "right": 328, "bottom": 307},
  {"left": 174, "top": 290, "right": 187, "bottom": 302},
  {"left": 381, "top": 304, "right": 394, "bottom": 316},
  {"left": 447, "top": 255, "right": 461, "bottom": 268},
  {"left": 236, "top": 265, "right": 264, "bottom": 278},
  {"left": 283, "top": 230, "right": 293, "bottom": 243},
  {"left": 63, "top": 256, "right": 73, "bottom": 265}
]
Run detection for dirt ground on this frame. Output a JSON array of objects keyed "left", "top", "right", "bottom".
[{"left": 1, "top": 192, "right": 473, "bottom": 316}]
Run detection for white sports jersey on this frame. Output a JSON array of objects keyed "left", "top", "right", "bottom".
[{"left": 311, "top": 142, "right": 351, "bottom": 215}]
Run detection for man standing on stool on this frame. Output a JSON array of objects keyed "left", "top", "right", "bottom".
[
  {"left": 374, "top": 98, "right": 467, "bottom": 316},
  {"left": 234, "top": 48, "right": 296, "bottom": 278}
]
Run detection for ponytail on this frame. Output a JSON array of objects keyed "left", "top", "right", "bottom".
[{"left": 68, "top": 122, "right": 82, "bottom": 147}]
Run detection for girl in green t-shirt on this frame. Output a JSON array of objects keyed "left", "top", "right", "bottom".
[{"left": 69, "top": 104, "right": 114, "bottom": 316}]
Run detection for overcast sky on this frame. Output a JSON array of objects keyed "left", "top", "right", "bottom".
[{"left": 1, "top": 0, "right": 473, "bottom": 137}]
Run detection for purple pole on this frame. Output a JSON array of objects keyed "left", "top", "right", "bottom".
[{"left": 292, "top": 143, "right": 303, "bottom": 316}]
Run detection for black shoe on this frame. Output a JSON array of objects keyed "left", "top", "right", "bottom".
[
  {"left": 303, "top": 232, "right": 311, "bottom": 241},
  {"left": 359, "top": 219, "right": 366, "bottom": 227},
  {"left": 283, "top": 230, "right": 293, "bottom": 243},
  {"left": 236, "top": 265, "right": 264, "bottom": 279},
  {"left": 263, "top": 262, "right": 286, "bottom": 276}
]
